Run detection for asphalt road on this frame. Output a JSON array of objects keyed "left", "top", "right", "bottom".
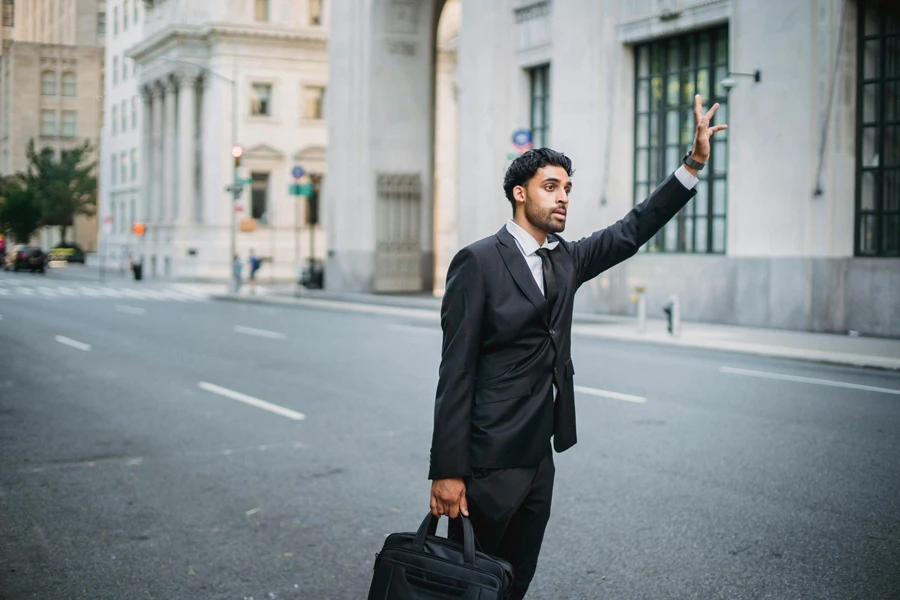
[{"left": 1, "top": 268, "right": 899, "bottom": 599}]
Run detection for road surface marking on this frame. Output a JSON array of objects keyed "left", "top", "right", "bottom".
[
  {"left": 389, "top": 324, "right": 439, "bottom": 334},
  {"left": 198, "top": 382, "right": 305, "bottom": 421},
  {"left": 37, "top": 287, "right": 57, "bottom": 296},
  {"left": 720, "top": 366, "right": 900, "bottom": 396},
  {"left": 56, "top": 287, "right": 78, "bottom": 296},
  {"left": 234, "top": 325, "right": 286, "bottom": 340},
  {"left": 0, "top": 289, "right": 8, "bottom": 295},
  {"left": 115, "top": 305, "right": 147, "bottom": 315},
  {"left": 574, "top": 385, "right": 647, "bottom": 403},
  {"left": 17, "top": 287, "right": 35, "bottom": 295},
  {"left": 55, "top": 335, "right": 92, "bottom": 352}
]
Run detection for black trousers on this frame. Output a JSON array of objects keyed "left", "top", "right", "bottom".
[{"left": 448, "top": 451, "right": 555, "bottom": 600}]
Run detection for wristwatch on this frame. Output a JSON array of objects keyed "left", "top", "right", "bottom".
[{"left": 682, "top": 151, "right": 706, "bottom": 171}]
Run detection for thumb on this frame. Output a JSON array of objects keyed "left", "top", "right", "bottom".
[{"left": 459, "top": 493, "right": 469, "bottom": 517}]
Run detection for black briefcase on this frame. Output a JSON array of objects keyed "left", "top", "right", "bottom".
[{"left": 368, "top": 512, "right": 514, "bottom": 599}]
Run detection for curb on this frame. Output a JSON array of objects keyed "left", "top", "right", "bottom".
[{"left": 211, "top": 294, "right": 900, "bottom": 371}]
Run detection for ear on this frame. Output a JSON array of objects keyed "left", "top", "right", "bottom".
[{"left": 513, "top": 184, "right": 527, "bottom": 206}]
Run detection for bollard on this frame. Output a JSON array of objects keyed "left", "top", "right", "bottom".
[
  {"left": 635, "top": 286, "right": 647, "bottom": 334},
  {"left": 662, "top": 294, "right": 680, "bottom": 337}
]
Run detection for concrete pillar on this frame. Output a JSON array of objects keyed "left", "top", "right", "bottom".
[
  {"left": 163, "top": 77, "right": 178, "bottom": 225},
  {"left": 141, "top": 87, "right": 153, "bottom": 224},
  {"left": 151, "top": 84, "right": 164, "bottom": 223},
  {"left": 176, "top": 72, "right": 197, "bottom": 225}
]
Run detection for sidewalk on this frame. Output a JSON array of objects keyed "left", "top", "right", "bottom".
[{"left": 211, "top": 288, "right": 900, "bottom": 371}]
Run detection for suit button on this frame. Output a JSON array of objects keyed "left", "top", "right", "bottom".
[{"left": 549, "top": 329, "right": 556, "bottom": 336}]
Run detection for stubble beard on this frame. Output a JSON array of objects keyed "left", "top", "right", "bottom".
[{"left": 524, "top": 195, "right": 565, "bottom": 235}]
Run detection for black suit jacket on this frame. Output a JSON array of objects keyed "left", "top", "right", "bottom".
[{"left": 429, "top": 174, "right": 696, "bottom": 480}]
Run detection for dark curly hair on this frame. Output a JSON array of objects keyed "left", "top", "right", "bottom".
[{"left": 502, "top": 148, "right": 574, "bottom": 216}]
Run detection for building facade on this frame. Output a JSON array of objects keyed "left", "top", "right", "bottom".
[
  {"left": 106, "top": 0, "right": 329, "bottom": 281},
  {"left": 0, "top": 0, "right": 105, "bottom": 252},
  {"left": 0, "top": 41, "right": 104, "bottom": 252},
  {"left": 327, "top": 0, "right": 899, "bottom": 336}
]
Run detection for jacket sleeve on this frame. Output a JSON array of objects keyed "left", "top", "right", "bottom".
[
  {"left": 572, "top": 173, "right": 697, "bottom": 286},
  {"left": 428, "top": 247, "right": 485, "bottom": 480}
]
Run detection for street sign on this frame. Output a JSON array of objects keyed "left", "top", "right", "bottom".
[
  {"left": 292, "top": 165, "right": 305, "bottom": 180},
  {"left": 512, "top": 129, "right": 533, "bottom": 152},
  {"left": 289, "top": 182, "right": 314, "bottom": 196}
]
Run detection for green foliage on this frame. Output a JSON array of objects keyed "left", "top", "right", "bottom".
[
  {"left": 20, "top": 139, "right": 97, "bottom": 243},
  {"left": 0, "top": 177, "right": 43, "bottom": 243}
]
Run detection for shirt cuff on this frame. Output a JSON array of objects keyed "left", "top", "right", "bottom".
[{"left": 674, "top": 165, "right": 700, "bottom": 190}]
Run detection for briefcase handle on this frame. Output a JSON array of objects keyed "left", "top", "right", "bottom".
[{"left": 413, "top": 512, "right": 476, "bottom": 565}]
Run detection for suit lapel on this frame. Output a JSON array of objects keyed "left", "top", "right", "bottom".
[{"left": 495, "top": 227, "right": 548, "bottom": 322}]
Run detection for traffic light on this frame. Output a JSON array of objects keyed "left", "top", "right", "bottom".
[
  {"left": 232, "top": 145, "right": 243, "bottom": 169},
  {"left": 132, "top": 222, "right": 146, "bottom": 236}
]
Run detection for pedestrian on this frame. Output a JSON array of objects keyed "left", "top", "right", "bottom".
[
  {"left": 248, "top": 249, "right": 261, "bottom": 293},
  {"left": 233, "top": 253, "right": 243, "bottom": 293},
  {"left": 428, "top": 94, "right": 726, "bottom": 599}
]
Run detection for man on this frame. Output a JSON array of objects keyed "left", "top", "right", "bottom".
[
  {"left": 429, "top": 95, "right": 726, "bottom": 599},
  {"left": 248, "top": 249, "right": 261, "bottom": 293}
]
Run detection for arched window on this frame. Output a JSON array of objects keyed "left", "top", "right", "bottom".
[
  {"left": 41, "top": 71, "right": 57, "bottom": 96},
  {"left": 62, "top": 71, "right": 78, "bottom": 96},
  {"left": 61, "top": 72, "right": 77, "bottom": 96}
]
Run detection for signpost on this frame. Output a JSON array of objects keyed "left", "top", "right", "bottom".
[{"left": 508, "top": 128, "right": 533, "bottom": 159}]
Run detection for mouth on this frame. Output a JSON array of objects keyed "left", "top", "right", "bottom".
[{"left": 552, "top": 210, "right": 567, "bottom": 220}]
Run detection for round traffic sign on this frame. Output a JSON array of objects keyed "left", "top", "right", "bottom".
[
  {"left": 292, "top": 165, "right": 305, "bottom": 179},
  {"left": 512, "top": 129, "right": 532, "bottom": 150}
]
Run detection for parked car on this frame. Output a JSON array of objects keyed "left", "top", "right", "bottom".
[
  {"left": 47, "top": 242, "right": 86, "bottom": 264},
  {"left": 3, "top": 245, "right": 46, "bottom": 273}
]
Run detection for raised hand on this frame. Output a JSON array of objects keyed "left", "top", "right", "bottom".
[{"left": 691, "top": 94, "right": 728, "bottom": 163}]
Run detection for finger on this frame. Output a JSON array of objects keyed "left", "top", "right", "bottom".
[
  {"left": 704, "top": 102, "right": 720, "bottom": 122},
  {"left": 449, "top": 502, "right": 460, "bottom": 519},
  {"left": 694, "top": 94, "right": 702, "bottom": 125},
  {"left": 460, "top": 494, "right": 469, "bottom": 518},
  {"left": 430, "top": 496, "right": 439, "bottom": 518},
  {"left": 709, "top": 124, "right": 728, "bottom": 136}
]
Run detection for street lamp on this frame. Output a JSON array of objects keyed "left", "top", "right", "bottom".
[{"left": 161, "top": 57, "right": 241, "bottom": 293}]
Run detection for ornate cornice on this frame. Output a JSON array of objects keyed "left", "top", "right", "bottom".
[{"left": 127, "top": 23, "right": 328, "bottom": 62}]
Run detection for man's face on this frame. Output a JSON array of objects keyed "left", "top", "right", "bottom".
[{"left": 515, "top": 165, "right": 571, "bottom": 234}]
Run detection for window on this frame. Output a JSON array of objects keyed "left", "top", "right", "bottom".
[
  {"left": 40, "top": 110, "right": 56, "bottom": 136},
  {"left": 121, "top": 100, "right": 128, "bottom": 132},
  {"left": 251, "top": 172, "right": 270, "bottom": 223},
  {"left": 254, "top": 0, "right": 269, "bottom": 22},
  {"left": 113, "top": 56, "right": 118, "bottom": 85},
  {"left": 41, "top": 71, "right": 56, "bottom": 96},
  {"left": 302, "top": 85, "right": 325, "bottom": 119},
  {"left": 3, "top": 0, "right": 13, "bottom": 27},
  {"left": 61, "top": 111, "right": 76, "bottom": 137},
  {"left": 112, "top": 105, "right": 118, "bottom": 135},
  {"left": 251, "top": 83, "right": 272, "bottom": 116},
  {"left": 123, "top": 58, "right": 128, "bottom": 81},
  {"left": 309, "top": 0, "right": 323, "bottom": 26},
  {"left": 634, "top": 26, "right": 729, "bottom": 254},
  {"left": 120, "top": 152, "right": 128, "bottom": 185},
  {"left": 123, "top": 1, "right": 129, "bottom": 29},
  {"left": 61, "top": 71, "right": 76, "bottom": 96},
  {"left": 97, "top": 11, "right": 105, "bottom": 35},
  {"left": 132, "top": 96, "right": 138, "bottom": 128},
  {"left": 307, "top": 173, "right": 323, "bottom": 225},
  {"left": 529, "top": 65, "right": 550, "bottom": 149},
  {"left": 113, "top": 6, "right": 118, "bottom": 35},
  {"left": 131, "top": 148, "right": 138, "bottom": 181},
  {"left": 856, "top": 0, "right": 900, "bottom": 257},
  {"left": 111, "top": 155, "right": 117, "bottom": 185},
  {"left": 134, "top": 1, "right": 139, "bottom": 23}
]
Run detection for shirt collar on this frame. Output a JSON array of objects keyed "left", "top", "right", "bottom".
[{"left": 505, "top": 219, "right": 559, "bottom": 256}]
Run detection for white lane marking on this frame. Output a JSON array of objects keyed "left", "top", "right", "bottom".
[
  {"left": 17, "top": 287, "right": 35, "bottom": 295},
  {"left": 79, "top": 287, "right": 101, "bottom": 297},
  {"left": 55, "top": 335, "right": 92, "bottom": 352},
  {"left": 115, "top": 305, "right": 147, "bottom": 315},
  {"left": 0, "top": 289, "right": 7, "bottom": 295},
  {"left": 720, "top": 366, "right": 900, "bottom": 396},
  {"left": 197, "top": 382, "right": 306, "bottom": 421},
  {"left": 575, "top": 385, "right": 647, "bottom": 404},
  {"left": 234, "top": 325, "right": 287, "bottom": 340},
  {"left": 389, "top": 324, "right": 440, "bottom": 334},
  {"left": 37, "top": 287, "right": 57, "bottom": 296},
  {"left": 56, "top": 286, "right": 78, "bottom": 296}
]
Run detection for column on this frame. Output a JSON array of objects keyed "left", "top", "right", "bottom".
[
  {"left": 176, "top": 72, "right": 197, "bottom": 225},
  {"left": 151, "top": 84, "right": 164, "bottom": 223},
  {"left": 163, "top": 77, "right": 178, "bottom": 225},
  {"left": 141, "top": 87, "right": 153, "bottom": 224}
]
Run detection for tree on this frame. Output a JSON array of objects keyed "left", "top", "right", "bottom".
[
  {"left": 0, "top": 177, "right": 43, "bottom": 243},
  {"left": 20, "top": 139, "right": 97, "bottom": 244}
]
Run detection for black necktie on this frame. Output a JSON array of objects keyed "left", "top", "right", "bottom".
[{"left": 534, "top": 248, "right": 558, "bottom": 315}]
